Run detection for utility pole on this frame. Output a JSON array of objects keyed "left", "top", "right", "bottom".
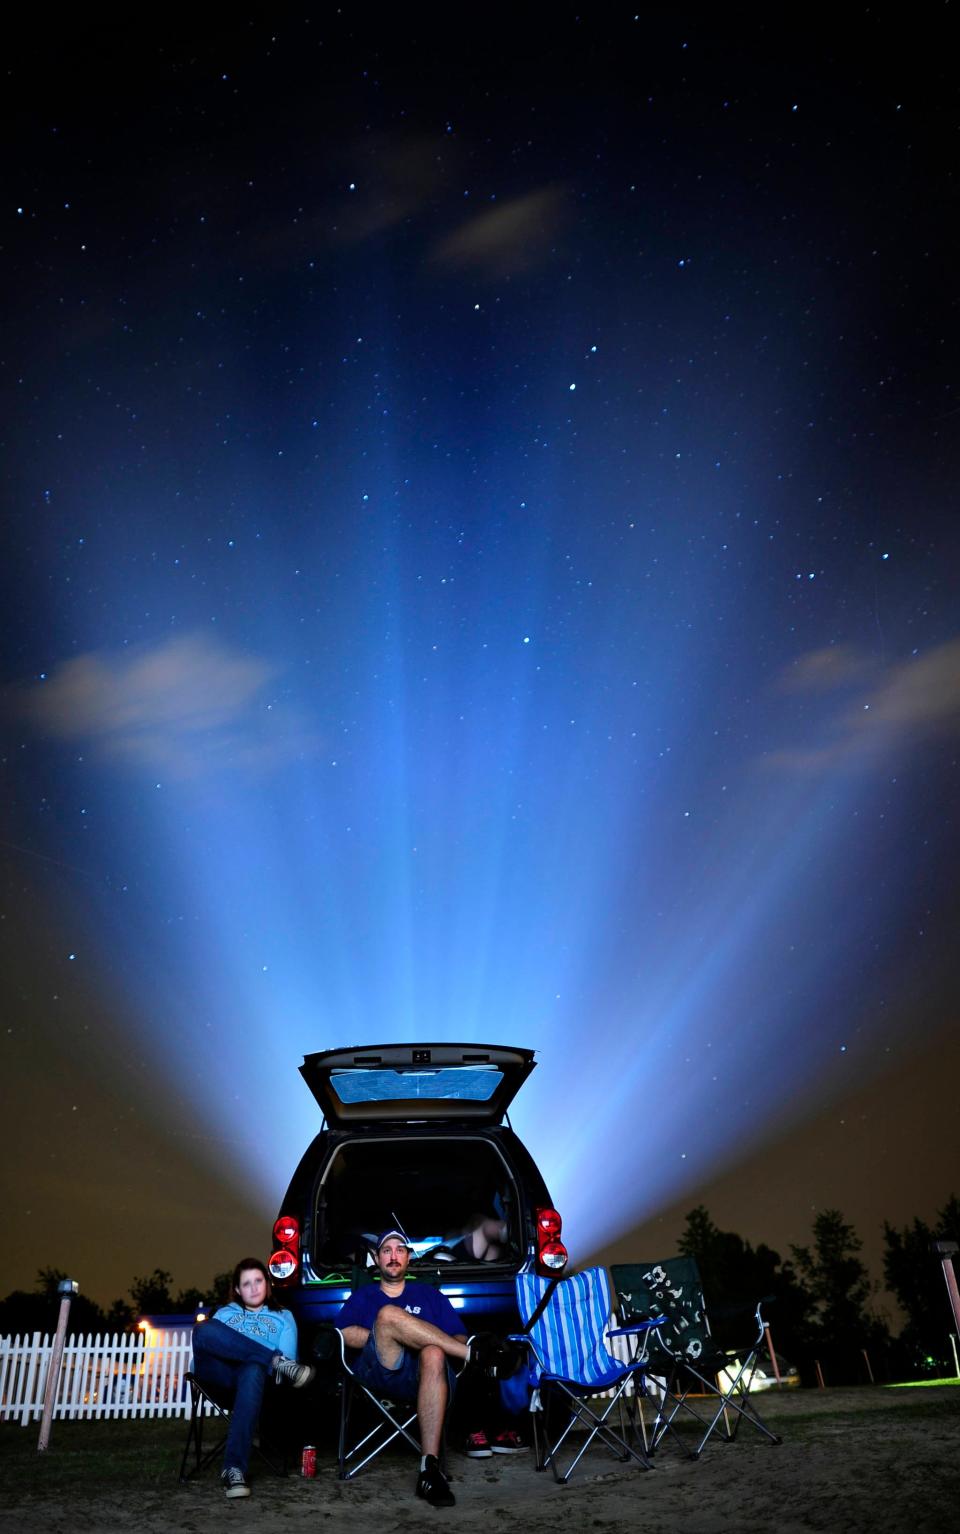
[
  {"left": 932, "top": 1240, "right": 960, "bottom": 1375},
  {"left": 37, "top": 1279, "right": 78, "bottom": 1453}
]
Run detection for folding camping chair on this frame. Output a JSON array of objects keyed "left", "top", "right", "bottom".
[
  {"left": 511, "top": 1266, "right": 659, "bottom": 1484},
  {"left": 178, "top": 1372, "right": 287, "bottom": 1482},
  {"left": 611, "top": 1259, "right": 783, "bottom": 1459},
  {"left": 332, "top": 1326, "right": 427, "bottom": 1480},
  {"left": 330, "top": 1263, "right": 466, "bottom": 1481}
]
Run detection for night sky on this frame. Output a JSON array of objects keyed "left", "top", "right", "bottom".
[{"left": 2, "top": 10, "right": 958, "bottom": 1320}]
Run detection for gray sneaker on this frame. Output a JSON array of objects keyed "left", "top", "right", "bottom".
[
  {"left": 273, "top": 1355, "right": 316, "bottom": 1388},
  {"left": 221, "top": 1466, "right": 250, "bottom": 1498}
]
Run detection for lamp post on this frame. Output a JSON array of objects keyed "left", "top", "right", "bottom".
[
  {"left": 37, "top": 1279, "right": 78, "bottom": 1453},
  {"left": 932, "top": 1240, "right": 960, "bottom": 1377}
]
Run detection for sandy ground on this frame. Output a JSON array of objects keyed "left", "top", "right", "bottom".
[{"left": 4, "top": 1385, "right": 958, "bottom": 1533}]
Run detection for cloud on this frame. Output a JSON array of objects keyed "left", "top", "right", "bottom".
[
  {"left": 777, "top": 644, "right": 872, "bottom": 693},
  {"left": 430, "top": 186, "right": 569, "bottom": 277},
  {"left": 19, "top": 633, "right": 316, "bottom": 778},
  {"left": 768, "top": 637, "right": 960, "bottom": 771},
  {"left": 857, "top": 641, "right": 960, "bottom": 731},
  {"left": 247, "top": 133, "right": 448, "bottom": 269}
]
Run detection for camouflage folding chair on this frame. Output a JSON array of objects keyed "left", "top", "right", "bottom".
[{"left": 611, "top": 1258, "right": 783, "bottom": 1458}]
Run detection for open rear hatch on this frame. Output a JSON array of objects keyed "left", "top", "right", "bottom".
[{"left": 299, "top": 1042, "right": 536, "bottom": 1126}]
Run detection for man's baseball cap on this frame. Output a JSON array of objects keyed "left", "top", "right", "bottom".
[{"left": 376, "top": 1229, "right": 411, "bottom": 1253}]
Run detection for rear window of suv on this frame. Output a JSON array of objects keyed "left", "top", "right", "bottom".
[{"left": 329, "top": 1065, "right": 504, "bottom": 1105}]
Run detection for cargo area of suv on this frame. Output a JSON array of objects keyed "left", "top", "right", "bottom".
[
  {"left": 269, "top": 1043, "right": 566, "bottom": 1346},
  {"left": 314, "top": 1134, "right": 520, "bottom": 1269}
]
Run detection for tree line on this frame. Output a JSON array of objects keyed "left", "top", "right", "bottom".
[
  {"left": 676, "top": 1196, "right": 960, "bottom": 1384},
  {"left": 0, "top": 1266, "right": 231, "bottom": 1338},
  {"left": 2, "top": 1196, "right": 957, "bottom": 1384}
]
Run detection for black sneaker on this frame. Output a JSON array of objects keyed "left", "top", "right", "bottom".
[
  {"left": 466, "top": 1332, "right": 506, "bottom": 1374},
  {"left": 221, "top": 1466, "right": 250, "bottom": 1499},
  {"left": 489, "top": 1340, "right": 528, "bottom": 1381},
  {"left": 465, "top": 1429, "right": 493, "bottom": 1458},
  {"left": 311, "top": 1327, "right": 340, "bottom": 1364},
  {"left": 416, "top": 1454, "right": 456, "bottom": 1507}
]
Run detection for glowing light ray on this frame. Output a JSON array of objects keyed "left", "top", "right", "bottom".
[
  {"left": 514, "top": 763, "right": 901, "bottom": 1252},
  {"left": 19, "top": 494, "right": 944, "bottom": 1245}
]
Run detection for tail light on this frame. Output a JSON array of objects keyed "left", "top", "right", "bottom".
[
  {"left": 268, "top": 1213, "right": 300, "bottom": 1284},
  {"left": 535, "top": 1206, "right": 568, "bottom": 1274}
]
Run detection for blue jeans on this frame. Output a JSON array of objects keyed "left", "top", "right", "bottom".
[{"left": 191, "top": 1318, "right": 279, "bottom": 1474}]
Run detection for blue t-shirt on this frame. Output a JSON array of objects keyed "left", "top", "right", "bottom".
[
  {"left": 213, "top": 1301, "right": 298, "bottom": 1361},
  {"left": 337, "top": 1281, "right": 464, "bottom": 1344}
]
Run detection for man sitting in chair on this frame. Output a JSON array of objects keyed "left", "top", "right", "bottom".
[{"left": 337, "top": 1229, "right": 497, "bottom": 1507}]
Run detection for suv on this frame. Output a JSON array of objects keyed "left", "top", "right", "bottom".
[{"left": 267, "top": 1042, "right": 567, "bottom": 1348}]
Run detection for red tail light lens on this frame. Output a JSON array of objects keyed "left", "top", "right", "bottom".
[
  {"left": 269, "top": 1214, "right": 300, "bottom": 1284},
  {"left": 537, "top": 1208, "right": 562, "bottom": 1239},
  {"left": 539, "top": 1239, "right": 569, "bottom": 1271},
  {"left": 268, "top": 1249, "right": 298, "bottom": 1281},
  {"left": 535, "top": 1207, "right": 568, "bottom": 1274},
  {"left": 273, "top": 1214, "right": 299, "bottom": 1246}
]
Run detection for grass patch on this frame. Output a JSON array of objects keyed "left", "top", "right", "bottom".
[
  {"left": 885, "top": 1377, "right": 960, "bottom": 1389},
  {"left": 0, "top": 1419, "right": 187, "bottom": 1497},
  {"left": 758, "top": 1398, "right": 960, "bottom": 1434}
]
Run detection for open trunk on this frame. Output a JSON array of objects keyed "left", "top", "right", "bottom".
[{"left": 313, "top": 1132, "right": 519, "bottom": 1270}]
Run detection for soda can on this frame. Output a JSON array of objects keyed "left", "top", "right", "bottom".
[{"left": 301, "top": 1444, "right": 317, "bottom": 1478}]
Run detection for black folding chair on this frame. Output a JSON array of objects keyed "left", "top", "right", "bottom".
[
  {"left": 330, "top": 1260, "right": 471, "bottom": 1481},
  {"left": 332, "top": 1329, "right": 425, "bottom": 1479},
  {"left": 611, "top": 1259, "right": 783, "bottom": 1459},
  {"left": 178, "top": 1372, "right": 287, "bottom": 1483}
]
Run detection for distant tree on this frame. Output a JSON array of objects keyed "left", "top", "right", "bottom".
[
  {"left": 172, "top": 1269, "right": 233, "bottom": 1313},
  {"left": 35, "top": 1267, "right": 69, "bottom": 1296},
  {"left": 679, "top": 1206, "right": 784, "bottom": 1300},
  {"left": 0, "top": 1263, "right": 261, "bottom": 1338},
  {"left": 0, "top": 1269, "right": 107, "bottom": 1337},
  {"left": 677, "top": 1206, "right": 813, "bottom": 1367},
  {"left": 791, "top": 1210, "right": 870, "bottom": 1338},
  {"left": 104, "top": 1297, "right": 134, "bottom": 1330},
  {"left": 940, "top": 1194, "right": 960, "bottom": 1240},
  {"left": 173, "top": 1286, "right": 212, "bottom": 1315},
  {"left": 209, "top": 1270, "right": 232, "bottom": 1307},
  {"left": 128, "top": 1268, "right": 175, "bottom": 1315},
  {"left": 130, "top": 1267, "right": 231, "bottom": 1316},
  {"left": 883, "top": 1192, "right": 960, "bottom": 1375},
  {"left": 790, "top": 1209, "right": 888, "bottom": 1380}
]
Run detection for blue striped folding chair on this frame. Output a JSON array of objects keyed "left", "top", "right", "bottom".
[{"left": 511, "top": 1266, "right": 660, "bottom": 1484}]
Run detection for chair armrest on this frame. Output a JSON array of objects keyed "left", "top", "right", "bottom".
[
  {"left": 506, "top": 1333, "right": 549, "bottom": 1373},
  {"left": 310, "top": 1323, "right": 342, "bottom": 1362},
  {"left": 710, "top": 1297, "right": 771, "bottom": 1350},
  {"left": 608, "top": 1316, "right": 665, "bottom": 1339},
  {"left": 311, "top": 1323, "right": 352, "bottom": 1373},
  {"left": 710, "top": 1296, "right": 773, "bottom": 1322}
]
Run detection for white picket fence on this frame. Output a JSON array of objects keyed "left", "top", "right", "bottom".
[
  {"left": 0, "top": 1324, "right": 652, "bottom": 1428},
  {"left": 0, "top": 1330, "right": 207, "bottom": 1426}
]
